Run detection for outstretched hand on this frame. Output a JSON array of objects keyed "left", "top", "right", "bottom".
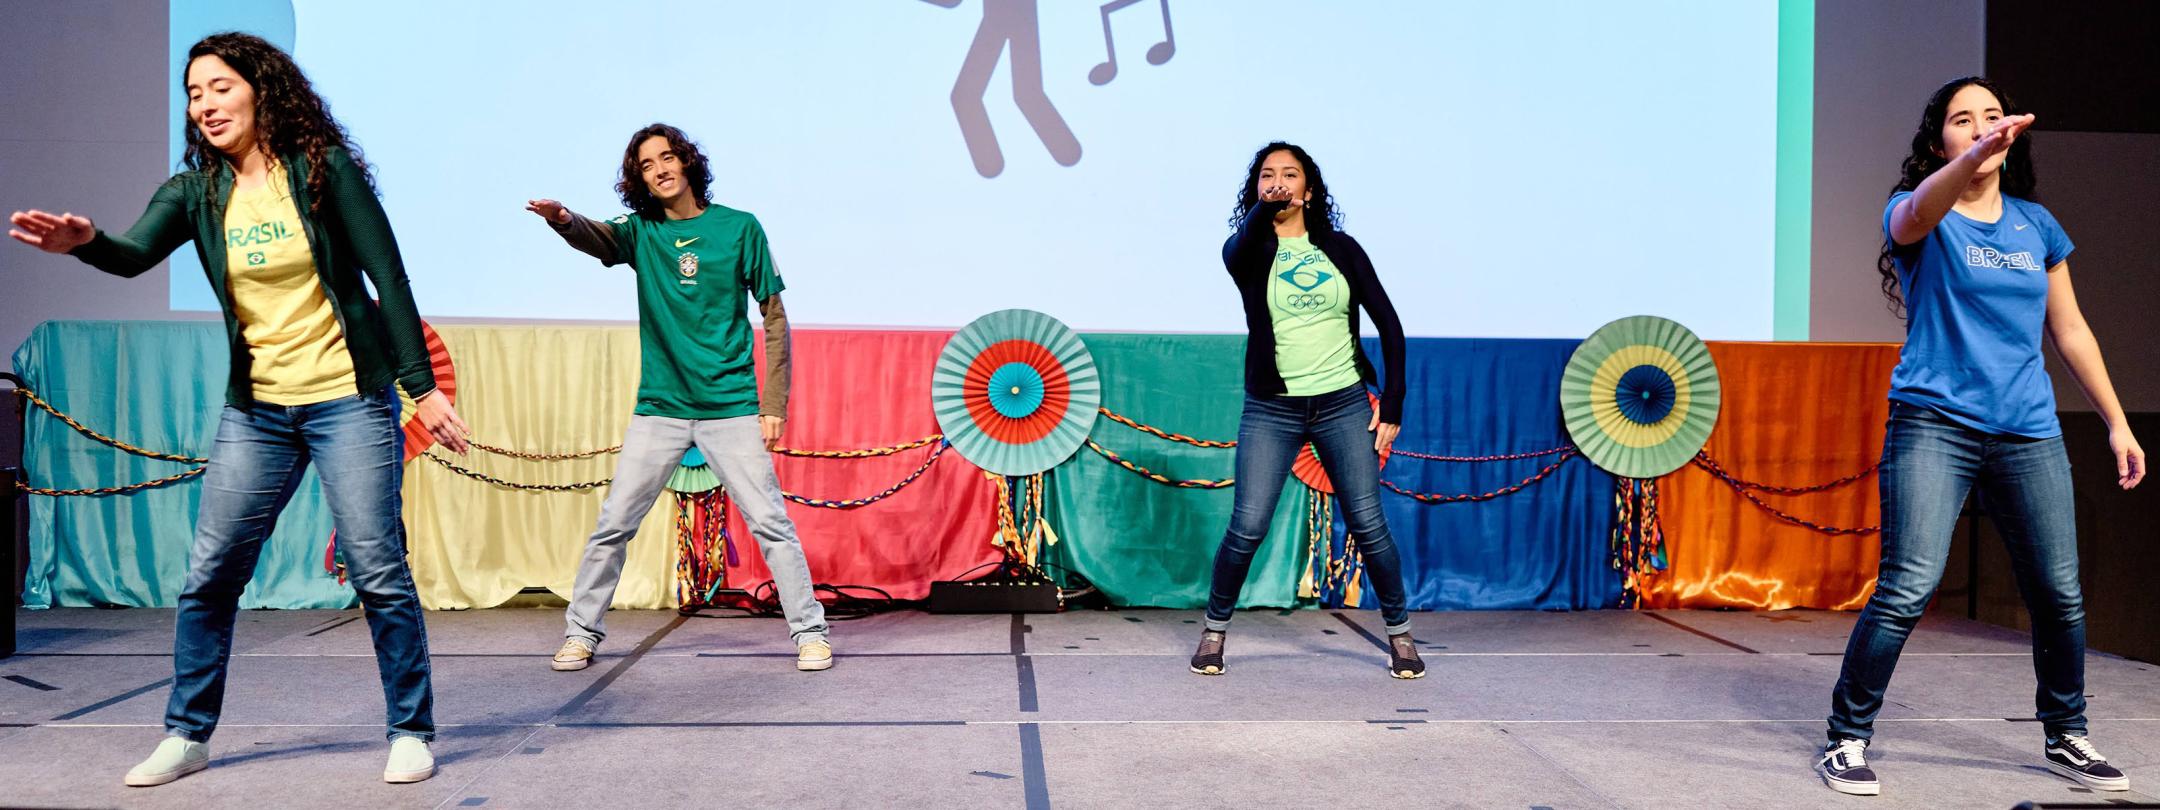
[
  {"left": 1259, "top": 184, "right": 1305, "bottom": 210},
  {"left": 1961, "top": 114, "right": 2035, "bottom": 164},
  {"left": 9, "top": 210, "right": 95, "bottom": 254},
  {"left": 524, "top": 199, "right": 571, "bottom": 225}
]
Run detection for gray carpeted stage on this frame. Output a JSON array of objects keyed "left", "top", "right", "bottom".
[{"left": 2, "top": 606, "right": 2156, "bottom": 809}]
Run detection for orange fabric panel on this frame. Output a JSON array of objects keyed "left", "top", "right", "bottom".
[{"left": 1639, "top": 342, "right": 1902, "bottom": 610}]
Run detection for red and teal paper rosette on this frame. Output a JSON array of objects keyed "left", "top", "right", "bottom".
[
  {"left": 931, "top": 310, "right": 1100, "bottom": 477},
  {"left": 1559, "top": 315, "right": 1721, "bottom": 479}
]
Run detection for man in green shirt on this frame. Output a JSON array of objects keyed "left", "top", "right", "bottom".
[{"left": 526, "top": 123, "right": 830, "bottom": 673}]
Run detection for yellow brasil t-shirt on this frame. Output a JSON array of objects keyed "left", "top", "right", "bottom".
[{"left": 224, "top": 164, "right": 357, "bottom": 405}]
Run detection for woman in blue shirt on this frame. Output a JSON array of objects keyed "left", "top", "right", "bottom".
[{"left": 1816, "top": 77, "right": 2146, "bottom": 797}]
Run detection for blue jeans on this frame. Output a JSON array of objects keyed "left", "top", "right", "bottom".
[
  {"left": 1828, "top": 402, "right": 2085, "bottom": 742},
  {"left": 167, "top": 387, "right": 434, "bottom": 743},
  {"left": 1205, "top": 384, "right": 1411, "bottom": 634}
]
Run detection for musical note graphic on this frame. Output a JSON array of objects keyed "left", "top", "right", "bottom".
[{"left": 1087, "top": 0, "right": 1174, "bottom": 86}]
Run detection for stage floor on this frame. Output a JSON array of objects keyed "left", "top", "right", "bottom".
[{"left": 2, "top": 607, "right": 2156, "bottom": 809}]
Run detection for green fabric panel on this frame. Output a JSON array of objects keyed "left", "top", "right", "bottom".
[
  {"left": 1042, "top": 333, "right": 1312, "bottom": 609},
  {"left": 13, "top": 321, "right": 358, "bottom": 609}
]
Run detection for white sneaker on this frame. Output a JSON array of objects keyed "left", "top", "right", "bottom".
[
  {"left": 124, "top": 736, "right": 209, "bottom": 787},
  {"left": 383, "top": 737, "right": 435, "bottom": 784}
]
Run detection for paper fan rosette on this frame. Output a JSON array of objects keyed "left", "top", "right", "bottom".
[
  {"left": 1292, "top": 390, "right": 1390, "bottom": 494},
  {"left": 394, "top": 321, "right": 458, "bottom": 463},
  {"left": 668, "top": 447, "right": 721, "bottom": 493},
  {"left": 931, "top": 309, "right": 1100, "bottom": 477},
  {"left": 1559, "top": 316, "right": 1720, "bottom": 479}
]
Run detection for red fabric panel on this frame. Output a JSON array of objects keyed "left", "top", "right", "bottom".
[{"left": 724, "top": 329, "right": 1002, "bottom": 600}]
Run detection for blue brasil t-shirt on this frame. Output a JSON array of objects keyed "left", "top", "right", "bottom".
[{"left": 1883, "top": 190, "right": 2073, "bottom": 438}]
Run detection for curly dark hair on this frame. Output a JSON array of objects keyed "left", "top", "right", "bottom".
[
  {"left": 616, "top": 123, "right": 714, "bottom": 220},
  {"left": 182, "top": 32, "right": 369, "bottom": 214},
  {"left": 1877, "top": 76, "right": 2039, "bottom": 317},
  {"left": 1228, "top": 142, "right": 1342, "bottom": 235}
]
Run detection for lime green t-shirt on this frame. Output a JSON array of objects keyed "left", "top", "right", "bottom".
[
  {"left": 1267, "top": 234, "right": 1362, "bottom": 395},
  {"left": 606, "top": 205, "right": 785, "bottom": 419}
]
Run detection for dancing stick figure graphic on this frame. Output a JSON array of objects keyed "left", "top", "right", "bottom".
[{"left": 929, "top": 0, "right": 1082, "bottom": 178}]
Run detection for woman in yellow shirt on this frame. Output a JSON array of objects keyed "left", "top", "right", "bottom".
[{"left": 10, "top": 33, "right": 467, "bottom": 787}]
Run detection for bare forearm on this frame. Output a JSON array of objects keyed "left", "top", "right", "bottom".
[
  {"left": 2053, "top": 327, "right": 2131, "bottom": 430},
  {"left": 1894, "top": 153, "right": 1985, "bottom": 243}
]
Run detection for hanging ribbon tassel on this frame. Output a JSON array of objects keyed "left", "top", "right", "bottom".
[
  {"left": 674, "top": 488, "right": 732, "bottom": 609},
  {"left": 1341, "top": 543, "right": 1366, "bottom": 609},
  {"left": 323, "top": 531, "right": 347, "bottom": 585},
  {"left": 1642, "top": 479, "right": 1667, "bottom": 572},
  {"left": 674, "top": 492, "right": 695, "bottom": 607},
  {"left": 1609, "top": 477, "right": 1671, "bottom": 609},
  {"left": 1024, "top": 473, "right": 1046, "bottom": 566},
  {"left": 990, "top": 473, "right": 1021, "bottom": 555},
  {"left": 1298, "top": 488, "right": 1325, "bottom": 599}
]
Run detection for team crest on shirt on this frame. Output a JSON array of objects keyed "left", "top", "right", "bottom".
[{"left": 677, "top": 251, "right": 700, "bottom": 285}]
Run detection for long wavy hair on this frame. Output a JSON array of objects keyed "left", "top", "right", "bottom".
[
  {"left": 1877, "top": 77, "right": 2038, "bottom": 316},
  {"left": 616, "top": 123, "right": 715, "bottom": 220},
  {"left": 1228, "top": 142, "right": 1342, "bottom": 235},
  {"left": 181, "top": 32, "right": 369, "bottom": 214}
]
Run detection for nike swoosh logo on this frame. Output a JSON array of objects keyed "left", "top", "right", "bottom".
[
  {"left": 675, "top": 237, "right": 701, "bottom": 248},
  {"left": 2014, "top": 224, "right": 2029, "bottom": 231}
]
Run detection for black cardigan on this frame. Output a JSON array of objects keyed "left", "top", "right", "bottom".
[{"left": 1221, "top": 200, "right": 1407, "bottom": 424}]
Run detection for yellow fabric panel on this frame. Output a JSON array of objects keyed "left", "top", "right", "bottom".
[
  {"left": 223, "top": 166, "right": 357, "bottom": 404},
  {"left": 401, "top": 325, "right": 682, "bottom": 610}
]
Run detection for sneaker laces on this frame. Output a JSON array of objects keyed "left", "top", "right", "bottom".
[
  {"left": 557, "top": 639, "right": 590, "bottom": 658},
  {"left": 1826, "top": 738, "right": 1868, "bottom": 769},
  {"left": 1390, "top": 634, "right": 1420, "bottom": 660},
  {"left": 2057, "top": 735, "right": 2106, "bottom": 763},
  {"left": 1196, "top": 631, "right": 1225, "bottom": 657}
]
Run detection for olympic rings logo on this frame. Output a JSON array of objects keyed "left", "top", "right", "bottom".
[{"left": 1283, "top": 293, "right": 1331, "bottom": 310}]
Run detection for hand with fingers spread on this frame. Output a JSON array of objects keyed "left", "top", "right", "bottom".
[
  {"left": 524, "top": 198, "right": 572, "bottom": 225},
  {"left": 412, "top": 391, "right": 472, "bottom": 455},
  {"left": 8, "top": 210, "right": 96, "bottom": 254},
  {"left": 1961, "top": 113, "right": 2035, "bottom": 165}
]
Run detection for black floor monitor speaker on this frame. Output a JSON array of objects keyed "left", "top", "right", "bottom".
[{"left": 927, "top": 578, "right": 1060, "bottom": 614}]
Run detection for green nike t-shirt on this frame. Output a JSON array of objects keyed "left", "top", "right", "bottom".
[
  {"left": 1266, "top": 234, "right": 1362, "bottom": 395},
  {"left": 605, "top": 204, "right": 785, "bottom": 419}
]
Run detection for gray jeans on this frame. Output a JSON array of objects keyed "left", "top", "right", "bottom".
[{"left": 566, "top": 414, "right": 829, "bottom": 647}]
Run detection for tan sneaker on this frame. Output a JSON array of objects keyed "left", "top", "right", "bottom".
[
  {"left": 797, "top": 639, "right": 834, "bottom": 671},
  {"left": 551, "top": 638, "right": 594, "bottom": 671}
]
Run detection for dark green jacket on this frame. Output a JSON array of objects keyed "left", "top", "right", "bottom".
[{"left": 68, "top": 147, "right": 437, "bottom": 407}]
